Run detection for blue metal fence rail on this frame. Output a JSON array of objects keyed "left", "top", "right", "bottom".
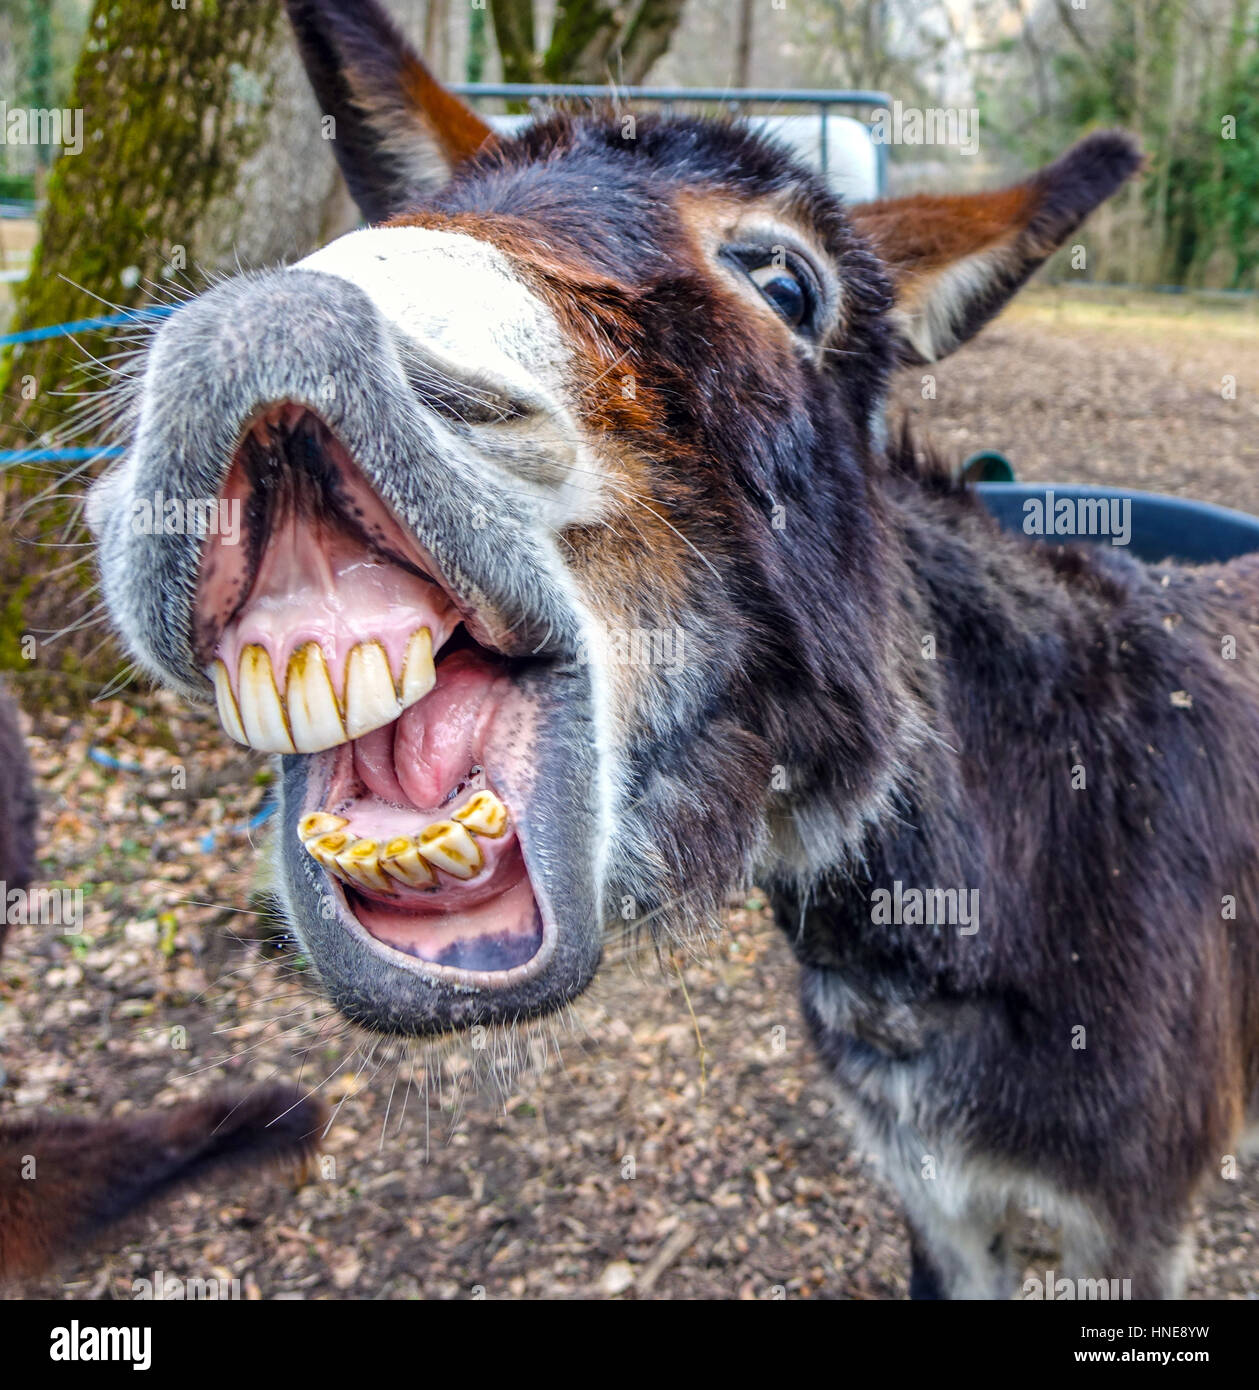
[
  {"left": 0, "top": 306, "right": 175, "bottom": 465},
  {"left": 2, "top": 306, "right": 174, "bottom": 346}
]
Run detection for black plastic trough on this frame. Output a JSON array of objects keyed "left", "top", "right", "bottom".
[{"left": 974, "top": 483, "right": 1259, "bottom": 566}]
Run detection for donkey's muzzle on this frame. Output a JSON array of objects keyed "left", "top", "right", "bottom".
[{"left": 92, "top": 265, "right": 607, "bottom": 1033}]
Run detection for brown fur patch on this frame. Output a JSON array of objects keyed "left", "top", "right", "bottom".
[
  {"left": 399, "top": 54, "right": 495, "bottom": 164},
  {"left": 851, "top": 185, "right": 1036, "bottom": 275}
]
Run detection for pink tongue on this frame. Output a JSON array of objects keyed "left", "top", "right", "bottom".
[{"left": 352, "top": 650, "right": 509, "bottom": 810}]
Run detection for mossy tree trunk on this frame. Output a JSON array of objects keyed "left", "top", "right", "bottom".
[{"left": 0, "top": 0, "right": 352, "bottom": 693}]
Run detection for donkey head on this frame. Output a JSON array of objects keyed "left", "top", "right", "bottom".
[{"left": 89, "top": 0, "right": 1139, "bottom": 1036}]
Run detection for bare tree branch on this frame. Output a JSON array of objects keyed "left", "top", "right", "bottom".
[
  {"left": 613, "top": 0, "right": 688, "bottom": 85},
  {"left": 733, "top": 0, "right": 753, "bottom": 88},
  {"left": 1051, "top": 0, "right": 1102, "bottom": 80},
  {"left": 542, "top": 0, "right": 686, "bottom": 85},
  {"left": 1009, "top": 0, "right": 1051, "bottom": 115},
  {"left": 543, "top": 0, "right": 620, "bottom": 82}
]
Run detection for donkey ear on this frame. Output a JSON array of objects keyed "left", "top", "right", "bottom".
[
  {"left": 285, "top": 0, "right": 496, "bottom": 222},
  {"left": 850, "top": 131, "right": 1141, "bottom": 364}
]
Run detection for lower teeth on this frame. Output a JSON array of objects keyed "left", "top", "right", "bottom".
[{"left": 298, "top": 789, "right": 509, "bottom": 892}]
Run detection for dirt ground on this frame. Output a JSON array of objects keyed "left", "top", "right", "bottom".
[
  {"left": 3, "top": 287, "right": 1259, "bottom": 1301},
  {"left": 898, "top": 287, "right": 1259, "bottom": 511}
]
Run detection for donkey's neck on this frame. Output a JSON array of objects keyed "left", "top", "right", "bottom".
[{"left": 765, "top": 465, "right": 1189, "bottom": 977}]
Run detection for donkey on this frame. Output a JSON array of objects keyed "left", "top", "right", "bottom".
[
  {"left": 0, "top": 686, "right": 324, "bottom": 1281},
  {"left": 85, "top": 0, "right": 1259, "bottom": 1299}
]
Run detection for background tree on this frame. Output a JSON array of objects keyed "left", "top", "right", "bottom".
[
  {"left": 489, "top": 0, "right": 687, "bottom": 85},
  {"left": 732, "top": 0, "right": 753, "bottom": 89},
  {"left": 467, "top": 0, "right": 489, "bottom": 82},
  {"left": 978, "top": 0, "right": 1259, "bottom": 287},
  {"left": 0, "top": 0, "right": 91, "bottom": 191},
  {"left": 0, "top": 0, "right": 356, "bottom": 685}
]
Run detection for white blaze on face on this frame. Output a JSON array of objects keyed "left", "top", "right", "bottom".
[
  {"left": 293, "top": 226, "right": 570, "bottom": 415},
  {"left": 292, "top": 227, "right": 621, "bottom": 911}
]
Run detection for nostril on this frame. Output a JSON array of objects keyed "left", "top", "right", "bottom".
[
  {"left": 422, "top": 390, "right": 534, "bottom": 428},
  {"left": 397, "top": 352, "right": 548, "bottom": 430}
]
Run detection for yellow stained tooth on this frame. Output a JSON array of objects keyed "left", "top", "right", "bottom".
[
  {"left": 336, "top": 838, "right": 394, "bottom": 894},
  {"left": 286, "top": 643, "right": 348, "bottom": 752},
  {"left": 210, "top": 659, "right": 247, "bottom": 745},
  {"left": 452, "top": 790, "right": 509, "bottom": 838},
  {"left": 307, "top": 831, "right": 350, "bottom": 869},
  {"left": 380, "top": 836, "right": 437, "bottom": 888},
  {"left": 237, "top": 645, "right": 296, "bottom": 753},
  {"left": 344, "top": 641, "right": 402, "bottom": 739},
  {"left": 416, "top": 820, "right": 483, "bottom": 880},
  {"left": 400, "top": 627, "right": 435, "bottom": 707},
  {"left": 299, "top": 812, "right": 349, "bottom": 843}
]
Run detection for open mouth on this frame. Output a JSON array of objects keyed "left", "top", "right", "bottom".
[{"left": 195, "top": 406, "right": 553, "bottom": 980}]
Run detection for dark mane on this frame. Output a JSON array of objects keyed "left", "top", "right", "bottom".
[{"left": 883, "top": 416, "right": 967, "bottom": 492}]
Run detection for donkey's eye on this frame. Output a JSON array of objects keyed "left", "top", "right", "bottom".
[
  {"left": 722, "top": 245, "right": 821, "bottom": 336},
  {"left": 748, "top": 264, "right": 807, "bottom": 328}
]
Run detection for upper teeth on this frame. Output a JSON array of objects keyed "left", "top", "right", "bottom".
[
  {"left": 297, "top": 791, "right": 509, "bottom": 894},
  {"left": 237, "top": 644, "right": 294, "bottom": 752},
  {"left": 210, "top": 628, "right": 436, "bottom": 753},
  {"left": 286, "top": 642, "right": 344, "bottom": 751}
]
